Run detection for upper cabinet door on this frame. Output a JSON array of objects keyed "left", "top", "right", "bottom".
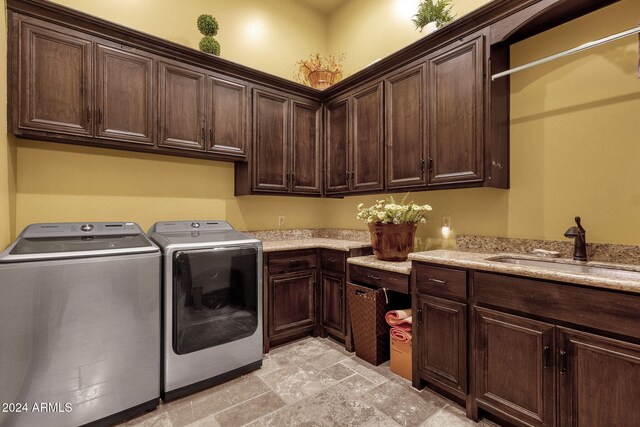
[
  {"left": 207, "top": 76, "right": 247, "bottom": 158},
  {"left": 95, "top": 44, "right": 154, "bottom": 145},
  {"left": 18, "top": 21, "right": 93, "bottom": 136},
  {"left": 324, "top": 98, "right": 350, "bottom": 194},
  {"left": 291, "top": 99, "right": 322, "bottom": 194},
  {"left": 428, "top": 34, "right": 484, "bottom": 186},
  {"left": 158, "top": 62, "right": 206, "bottom": 151},
  {"left": 253, "top": 89, "right": 289, "bottom": 192},
  {"left": 352, "top": 82, "right": 384, "bottom": 192},
  {"left": 385, "top": 63, "right": 428, "bottom": 189}
]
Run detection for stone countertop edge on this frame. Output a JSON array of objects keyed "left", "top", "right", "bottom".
[
  {"left": 346, "top": 255, "right": 411, "bottom": 275},
  {"left": 262, "top": 238, "right": 371, "bottom": 253},
  {"left": 408, "top": 250, "right": 640, "bottom": 295}
]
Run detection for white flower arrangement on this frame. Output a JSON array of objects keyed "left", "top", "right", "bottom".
[{"left": 356, "top": 193, "right": 432, "bottom": 224}]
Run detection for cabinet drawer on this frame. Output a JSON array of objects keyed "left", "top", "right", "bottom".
[
  {"left": 349, "top": 264, "right": 409, "bottom": 294},
  {"left": 474, "top": 272, "right": 640, "bottom": 340},
  {"left": 320, "top": 249, "right": 346, "bottom": 273},
  {"left": 415, "top": 264, "right": 467, "bottom": 300},
  {"left": 268, "top": 249, "right": 317, "bottom": 274}
]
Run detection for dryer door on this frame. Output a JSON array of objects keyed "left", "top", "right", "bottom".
[{"left": 172, "top": 246, "right": 258, "bottom": 354}]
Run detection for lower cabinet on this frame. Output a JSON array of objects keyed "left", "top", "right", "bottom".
[
  {"left": 558, "top": 328, "right": 640, "bottom": 427},
  {"left": 415, "top": 294, "right": 467, "bottom": 397},
  {"left": 475, "top": 307, "right": 555, "bottom": 427},
  {"left": 320, "top": 271, "right": 345, "bottom": 337},
  {"left": 268, "top": 269, "right": 316, "bottom": 339}
]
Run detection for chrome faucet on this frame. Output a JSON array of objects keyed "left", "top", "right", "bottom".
[{"left": 564, "top": 216, "right": 587, "bottom": 261}]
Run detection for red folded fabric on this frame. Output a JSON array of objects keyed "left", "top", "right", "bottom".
[
  {"left": 385, "top": 309, "right": 412, "bottom": 329},
  {"left": 390, "top": 327, "right": 412, "bottom": 343}
]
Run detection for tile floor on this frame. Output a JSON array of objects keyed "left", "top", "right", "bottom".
[{"left": 120, "top": 337, "right": 497, "bottom": 427}]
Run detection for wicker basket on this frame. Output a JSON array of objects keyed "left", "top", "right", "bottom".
[{"left": 347, "top": 283, "right": 390, "bottom": 365}]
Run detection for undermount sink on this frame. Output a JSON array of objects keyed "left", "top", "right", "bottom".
[{"left": 489, "top": 256, "right": 640, "bottom": 281}]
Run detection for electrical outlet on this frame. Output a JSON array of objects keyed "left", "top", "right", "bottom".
[{"left": 278, "top": 216, "right": 285, "bottom": 227}]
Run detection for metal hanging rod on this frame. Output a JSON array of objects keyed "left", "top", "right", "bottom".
[{"left": 491, "top": 25, "right": 640, "bottom": 81}]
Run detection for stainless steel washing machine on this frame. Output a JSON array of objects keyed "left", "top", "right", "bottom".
[
  {"left": 0, "top": 222, "right": 161, "bottom": 427},
  {"left": 148, "top": 220, "right": 262, "bottom": 401}
]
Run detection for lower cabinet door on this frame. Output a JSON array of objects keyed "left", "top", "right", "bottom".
[
  {"left": 416, "top": 294, "right": 467, "bottom": 396},
  {"left": 558, "top": 327, "right": 640, "bottom": 427},
  {"left": 475, "top": 307, "right": 555, "bottom": 427},
  {"left": 320, "top": 271, "right": 345, "bottom": 337},
  {"left": 269, "top": 270, "right": 316, "bottom": 338}
]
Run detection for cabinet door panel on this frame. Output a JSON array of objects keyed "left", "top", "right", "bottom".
[
  {"left": 324, "top": 98, "right": 350, "bottom": 194},
  {"left": 269, "top": 270, "right": 316, "bottom": 337},
  {"left": 96, "top": 44, "right": 154, "bottom": 144},
  {"left": 417, "top": 294, "right": 466, "bottom": 395},
  {"left": 352, "top": 82, "right": 384, "bottom": 192},
  {"left": 475, "top": 307, "right": 555, "bottom": 427},
  {"left": 207, "top": 76, "right": 247, "bottom": 157},
  {"left": 253, "top": 89, "right": 289, "bottom": 192},
  {"left": 19, "top": 21, "right": 93, "bottom": 136},
  {"left": 386, "top": 63, "right": 427, "bottom": 189},
  {"left": 558, "top": 328, "right": 640, "bottom": 427},
  {"left": 428, "top": 35, "right": 484, "bottom": 185},
  {"left": 321, "top": 271, "right": 345, "bottom": 336},
  {"left": 291, "top": 99, "right": 322, "bottom": 194},
  {"left": 158, "top": 62, "right": 206, "bottom": 151}
]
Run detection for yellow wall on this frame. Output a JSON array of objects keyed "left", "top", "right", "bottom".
[
  {"left": 3, "top": 0, "right": 639, "bottom": 249},
  {"left": 327, "top": 0, "right": 489, "bottom": 74},
  {"left": 323, "top": 0, "right": 640, "bottom": 247}
]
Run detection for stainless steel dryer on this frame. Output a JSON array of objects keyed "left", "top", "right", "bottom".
[
  {"left": 0, "top": 222, "right": 161, "bottom": 427},
  {"left": 148, "top": 220, "right": 262, "bottom": 401}
]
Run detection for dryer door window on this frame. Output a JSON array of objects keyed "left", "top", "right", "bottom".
[{"left": 173, "top": 246, "right": 258, "bottom": 354}]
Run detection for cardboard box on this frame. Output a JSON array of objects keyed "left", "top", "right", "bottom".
[{"left": 390, "top": 334, "right": 412, "bottom": 381}]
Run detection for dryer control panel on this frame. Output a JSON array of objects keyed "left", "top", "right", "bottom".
[{"left": 153, "top": 221, "right": 234, "bottom": 233}]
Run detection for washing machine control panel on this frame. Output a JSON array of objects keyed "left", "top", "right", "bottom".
[{"left": 21, "top": 222, "right": 143, "bottom": 238}]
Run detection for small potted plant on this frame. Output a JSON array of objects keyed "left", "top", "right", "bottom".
[
  {"left": 356, "top": 194, "right": 432, "bottom": 261},
  {"left": 412, "top": 0, "right": 456, "bottom": 33},
  {"left": 295, "top": 53, "right": 346, "bottom": 90},
  {"left": 197, "top": 14, "right": 221, "bottom": 56}
]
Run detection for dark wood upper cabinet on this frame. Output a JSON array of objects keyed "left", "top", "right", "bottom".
[
  {"left": 558, "top": 327, "right": 640, "bottom": 427},
  {"left": 351, "top": 82, "right": 384, "bottom": 192},
  {"left": 291, "top": 99, "right": 322, "bottom": 194},
  {"left": 95, "top": 44, "right": 154, "bottom": 145},
  {"left": 385, "top": 63, "right": 428, "bottom": 189},
  {"left": 252, "top": 88, "right": 289, "bottom": 192},
  {"left": 18, "top": 20, "right": 93, "bottom": 136},
  {"left": 158, "top": 62, "right": 206, "bottom": 151},
  {"left": 416, "top": 293, "right": 467, "bottom": 398},
  {"left": 428, "top": 34, "right": 484, "bottom": 186},
  {"left": 475, "top": 306, "right": 556, "bottom": 427},
  {"left": 206, "top": 76, "right": 247, "bottom": 157},
  {"left": 324, "top": 98, "right": 350, "bottom": 194}
]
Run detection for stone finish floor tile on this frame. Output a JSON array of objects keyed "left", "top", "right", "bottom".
[{"left": 118, "top": 337, "right": 490, "bottom": 427}]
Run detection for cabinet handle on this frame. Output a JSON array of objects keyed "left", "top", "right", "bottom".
[
  {"left": 417, "top": 308, "right": 423, "bottom": 325},
  {"left": 291, "top": 173, "right": 295, "bottom": 186},
  {"left": 97, "top": 108, "right": 103, "bottom": 124},
  {"left": 86, "top": 107, "right": 91, "bottom": 122},
  {"left": 201, "top": 127, "right": 205, "bottom": 140},
  {"left": 289, "top": 258, "right": 302, "bottom": 264},
  {"left": 420, "top": 158, "right": 425, "bottom": 173},
  {"left": 351, "top": 171, "right": 355, "bottom": 182},
  {"left": 559, "top": 350, "right": 567, "bottom": 374},
  {"left": 286, "top": 172, "right": 290, "bottom": 184},
  {"left": 327, "top": 258, "right": 336, "bottom": 263},
  {"left": 543, "top": 346, "right": 551, "bottom": 369},
  {"left": 427, "top": 278, "right": 446, "bottom": 284},
  {"left": 367, "top": 274, "right": 381, "bottom": 280},
  {"left": 346, "top": 171, "right": 350, "bottom": 183},
  {"left": 428, "top": 157, "right": 434, "bottom": 173},
  {"left": 209, "top": 128, "right": 213, "bottom": 143}
]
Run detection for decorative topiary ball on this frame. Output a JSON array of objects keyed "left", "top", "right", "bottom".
[
  {"left": 197, "top": 14, "right": 219, "bottom": 36},
  {"left": 199, "top": 36, "right": 221, "bottom": 56}
]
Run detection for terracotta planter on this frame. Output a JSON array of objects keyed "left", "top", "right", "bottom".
[
  {"left": 307, "top": 70, "right": 336, "bottom": 90},
  {"left": 368, "top": 223, "right": 418, "bottom": 262}
]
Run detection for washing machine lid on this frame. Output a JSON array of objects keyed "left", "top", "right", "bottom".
[
  {"left": 0, "top": 222, "right": 159, "bottom": 262},
  {"left": 148, "top": 220, "right": 260, "bottom": 249}
]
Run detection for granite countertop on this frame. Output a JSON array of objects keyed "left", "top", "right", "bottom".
[
  {"left": 347, "top": 255, "right": 412, "bottom": 275},
  {"left": 409, "top": 250, "right": 640, "bottom": 294},
  {"left": 262, "top": 238, "right": 371, "bottom": 253}
]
